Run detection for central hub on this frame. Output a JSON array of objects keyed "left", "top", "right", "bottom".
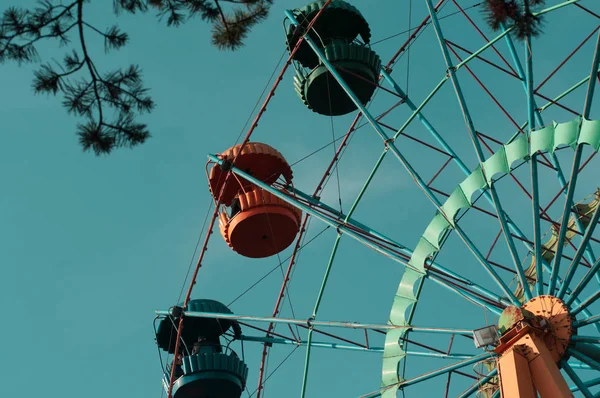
[
  {"left": 496, "top": 295, "right": 573, "bottom": 363},
  {"left": 522, "top": 295, "right": 573, "bottom": 362}
]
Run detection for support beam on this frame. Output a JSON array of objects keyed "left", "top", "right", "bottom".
[
  {"left": 212, "top": 154, "right": 511, "bottom": 312},
  {"left": 399, "top": 353, "right": 494, "bottom": 389},
  {"left": 238, "top": 335, "right": 475, "bottom": 360},
  {"left": 562, "top": 361, "right": 593, "bottom": 398},
  {"left": 286, "top": 184, "right": 511, "bottom": 307},
  {"left": 284, "top": 9, "right": 521, "bottom": 306},
  {"left": 497, "top": 333, "right": 572, "bottom": 397},
  {"left": 569, "top": 346, "right": 600, "bottom": 371},
  {"left": 458, "top": 368, "right": 498, "bottom": 398},
  {"left": 570, "top": 376, "right": 600, "bottom": 393},
  {"left": 498, "top": 349, "right": 536, "bottom": 398},
  {"left": 155, "top": 309, "right": 473, "bottom": 335}
]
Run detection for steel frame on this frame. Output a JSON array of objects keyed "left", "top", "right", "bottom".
[{"left": 161, "top": 1, "right": 600, "bottom": 397}]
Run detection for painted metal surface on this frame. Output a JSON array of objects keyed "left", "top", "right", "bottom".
[
  {"left": 294, "top": 42, "right": 380, "bottom": 116},
  {"left": 286, "top": 0, "right": 371, "bottom": 68},
  {"left": 495, "top": 323, "right": 572, "bottom": 397},
  {"left": 208, "top": 142, "right": 293, "bottom": 206},
  {"left": 497, "top": 349, "right": 537, "bottom": 398},
  {"left": 165, "top": 2, "right": 337, "bottom": 396},
  {"left": 155, "top": 309, "right": 473, "bottom": 334},
  {"left": 381, "top": 116, "right": 600, "bottom": 394},
  {"left": 171, "top": 352, "right": 248, "bottom": 398},
  {"left": 219, "top": 189, "right": 302, "bottom": 258}
]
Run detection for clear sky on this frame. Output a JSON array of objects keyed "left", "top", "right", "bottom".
[{"left": 1, "top": 0, "right": 599, "bottom": 397}]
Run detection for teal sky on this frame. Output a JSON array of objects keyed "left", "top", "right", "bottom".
[{"left": 1, "top": 0, "right": 600, "bottom": 397}]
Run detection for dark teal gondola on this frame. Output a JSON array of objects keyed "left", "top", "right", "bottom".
[
  {"left": 286, "top": 0, "right": 381, "bottom": 116},
  {"left": 156, "top": 299, "right": 248, "bottom": 398}
]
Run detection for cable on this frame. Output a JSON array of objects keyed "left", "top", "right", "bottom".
[
  {"left": 226, "top": 225, "right": 329, "bottom": 306},
  {"left": 370, "top": 2, "right": 482, "bottom": 46},
  {"left": 232, "top": 49, "right": 288, "bottom": 147},
  {"left": 406, "top": 0, "right": 413, "bottom": 96},
  {"left": 249, "top": 346, "right": 300, "bottom": 397}
]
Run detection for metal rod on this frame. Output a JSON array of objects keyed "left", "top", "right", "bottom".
[
  {"left": 458, "top": 369, "right": 498, "bottom": 398},
  {"left": 285, "top": 184, "right": 506, "bottom": 306},
  {"left": 563, "top": 361, "right": 594, "bottom": 398},
  {"left": 568, "top": 362, "right": 593, "bottom": 370},
  {"left": 155, "top": 310, "right": 474, "bottom": 334},
  {"left": 365, "top": 353, "right": 494, "bottom": 396},
  {"left": 570, "top": 376, "right": 600, "bottom": 393},
  {"left": 166, "top": 208, "right": 219, "bottom": 398},
  {"left": 522, "top": 22, "right": 545, "bottom": 296},
  {"left": 299, "top": 111, "right": 403, "bottom": 396},
  {"left": 538, "top": 0, "right": 581, "bottom": 15},
  {"left": 574, "top": 313, "right": 600, "bottom": 327},
  {"left": 427, "top": 276, "right": 503, "bottom": 316},
  {"left": 425, "top": 0, "right": 529, "bottom": 304},
  {"left": 570, "top": 275, "right": 600, "bottom": 314},
  {"left": 568, "top": 348, "right": 600, "bottom": 371},
  {"left": 239, "top": 335, "right": 475, "bottom": 360},
  {"left": 219, "top": 156, "right": 512, "bottom": 310},
  {"left": 572, "top": 336, "right": 600, "bottom": 344},
  {"left": 539, "top": 66, "right": 600, "bottom": 112},
  {"left": 535, "top": 26, "right": 600, "bottom": 92},
  {"left": 555, "top": 31, "right": 600, "bottom": 297},
  {"left": 300, "top": 235, "right": 340, "bottom": 398},
  {"left": 549, "top": 146, "right": 584, "bottom": 293},
  {"left": 561, "top": 203, "right": 600, "bottom": 300},
  {"left": 240, "top": 334, "right": 382, "bottom": 353},
  {"left": 286, "top": 9, "right": 520, "bottom": 306},
  {"left": 500, "top": 20, "right": 599, "bottom": 278}
]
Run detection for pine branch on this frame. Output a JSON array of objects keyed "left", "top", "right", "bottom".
[
  {"left": 150, "top": 0, "right": 272, "bottom": 49},
  {"left": 482, "top": 0, "right": 545, "bottom": 40},
  {"left": 1, "top": 0, "right": 273, "bottom": 155},
  {"left": 1, "top": 0, "right": 153, "bottom": 155}
]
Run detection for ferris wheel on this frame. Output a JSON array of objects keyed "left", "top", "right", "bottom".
[{"left": 153, "top": 0, "right": 600, "bottom": 396}]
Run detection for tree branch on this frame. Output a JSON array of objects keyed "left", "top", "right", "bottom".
[{"left": 1, "top": 0, "right": 271, "bottom": 155}]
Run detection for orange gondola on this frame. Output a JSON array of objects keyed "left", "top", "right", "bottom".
[
  {"left": 219, "top": 188, "right": 302, "bottom": 259},
  {"left": 208, "top": 142, "right": 293, "bottom": 206}
]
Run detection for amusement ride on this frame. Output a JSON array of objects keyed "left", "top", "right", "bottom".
[{"left": 153, "top": 0, "right": 600, "bottom": 396}]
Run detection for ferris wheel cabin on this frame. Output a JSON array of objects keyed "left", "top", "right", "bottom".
[
  {"left": 288, "top": 0, "right": 381, "bottom": 116},
  {"left": 155, "top": 299, "right": 248, "bottom": 398},
  {"left": 209, "top": 142, "right": 302, "bottom": 258}
]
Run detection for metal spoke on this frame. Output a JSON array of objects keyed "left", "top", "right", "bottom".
[
  {"left": 499, "top": 16, "right": 600, "bottom": 295},
  {"left": 563, "top": 361, "right": 594, "bottom": 398},
  {"left": 572, "top": 336, "right": 600, "bottom": 344},
  {"left": 238, "top": 335, "right": 479, "bottom": 360},
  {"left": 216, "top": 156, "right": 513, "bottom": 314},
  {"left": 398, "top": 353, "right": 493, "bottom": 388},
  {"left": 570, "top": 375, "right": 600, "bottom": 393},
  {"left": 287, "top": 184, "right": 512, "bottom": 308},
  {"left": 571, "top": 276, "right": 600, "bottom": 314},
  {"left": 362, "top": 353, "right": 494, "bottom": 397},
  {"left": 522, "top": 22, "right": 545, "bottom": 296},
  {"left": 547, "top": 147, "right": 584, "bottom": 294},
  {"left": 552, "top": 30, "right": 600, "bottom": 295},
  {"left": 560, "top": 203, "right": 600, "bottom": 300},
  {"left": 381, "top": 65, "right": 532, "bottom": 302},
  {"left": 458, "top": 369, "right": 497, "bottom": 398},
  {"left": 574, "top": 313, "right": 600, "bottom": 328},
  {"left": 155, "top": 309, "right": 474, "bottom": 334},
  {"left": 288, "top": 11, "right": 523, "bottom": 306},
  {"left": 425, "top": 0, "right": 528, "bottom": 304},
  {"left": 568, "top": 348, "right": 600, "bottom": 371},
  {"left": 427, "top": 276, "right": 504, "bottom": 316}
]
